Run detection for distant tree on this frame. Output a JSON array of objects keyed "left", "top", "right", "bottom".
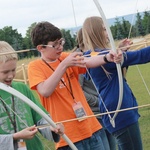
[
  {"left": 142, "top": 11, "right": 150, "bottom": 34},
  {"left": 23, "top": 22, "right": 36, "bottom": 49},
  {"left": 146, "top": 12, "right": 150, "bottom": 34},
  {"left": 121, "top": 17, "right": 131, "bottom": 38},
  {"left": 61, "top": 29, "right": 75, "bottom": 51},
  {"left": 22, "top": 22, "right": 38, "bottom": 58},
  {"left": 114, "top": 18, "right": 124, "bottom": 40},
  {"left": 130, "top": 25, "right": 137, "bottom": 38},
  {"left": 135, "top": 12, "right": 145, "bottom": 36},
  {"left": 0, "top": 26, "right": 23, "bottom": 50},
  {"left": 110, "top": 25, "right": 117, "bottom": 40}
]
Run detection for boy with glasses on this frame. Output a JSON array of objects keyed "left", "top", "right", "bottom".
[
  {"left": 0, "top": 41, "right": 64, "bottom": 150},
  {"left": 28, "top": 21, "right": 122, "bottom": 150}
]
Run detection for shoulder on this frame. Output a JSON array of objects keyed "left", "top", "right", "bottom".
[
  {"left": 28, "top": 59, "right": 42, "bottom": 66},
  {"left": 28, "top": 59, "right": 47, "bottom": 71},
  {"left": 12, "top": 81, "right": 26, "bottom": 88},
  {"left": 12, "top": 82, "right": 31, "bottom": 94}
]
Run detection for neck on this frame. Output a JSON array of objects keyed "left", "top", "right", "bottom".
[{"left": 41, "top": 57, "right": 57, "bottom": 63}]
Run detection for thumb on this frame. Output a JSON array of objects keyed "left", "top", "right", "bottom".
[{"left": 27, "top": 125, "right": 37, "bottom": 131}]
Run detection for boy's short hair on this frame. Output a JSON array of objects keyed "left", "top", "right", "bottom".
[
  {"left": 31, "top": 21, "right": 62, "bottom": 47},
  {"left": 0, "top": 41, "right": 18, "bottom": 63}
]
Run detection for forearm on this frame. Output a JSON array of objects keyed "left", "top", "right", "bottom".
[
  {"left": 85, "top": 50, "right": 123, "bottom": 68},
  {"left": 13, "top": 132, "right": 21, "bottom": 140},
  {"left": 85, "top": 55, "right": 108, "bottom": 68},
  {"left": 37, "top": 62, "right": 67, "bottom": 97}
]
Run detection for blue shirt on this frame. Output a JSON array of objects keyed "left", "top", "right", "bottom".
[{"left": 84, "top": 46, "right": 150, "bottom": 133}]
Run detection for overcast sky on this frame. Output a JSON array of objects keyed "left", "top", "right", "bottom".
[{"left": 0, "top": 0, "right": 149, "bottom": 37}]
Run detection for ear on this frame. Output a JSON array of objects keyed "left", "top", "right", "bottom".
[{"left": 36, "top": 45, "right": 44, "bottom": 52}]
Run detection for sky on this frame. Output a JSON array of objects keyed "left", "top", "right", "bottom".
[{"left": 0, "top": 0, "right": 149, "bottom": 37}]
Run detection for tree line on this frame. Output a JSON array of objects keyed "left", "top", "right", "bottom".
[
  {"left": 111, "top": 11, "right": 150, "bottom": 39},
  {"left": 0, "top": 11, "right": 150, "bottom": 59}
]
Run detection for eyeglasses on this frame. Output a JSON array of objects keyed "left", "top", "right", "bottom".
[{"left": 43, "top": 38, "right": 65, "bottom": 49}]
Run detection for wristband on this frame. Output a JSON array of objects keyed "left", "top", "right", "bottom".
[{"left": 103, "top": 54, "right": 111, "bottom": 63}]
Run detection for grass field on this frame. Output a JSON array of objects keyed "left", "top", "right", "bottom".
[{"left": 126, "top": 63, "right": 150, "bottom": 150}]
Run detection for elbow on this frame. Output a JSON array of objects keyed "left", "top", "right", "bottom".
[
  {"left": 39, "top": 90, "right": 52, "bottom": 98},
  {"left": 37, "top": 84, "right": 52, "bottom": 98}
]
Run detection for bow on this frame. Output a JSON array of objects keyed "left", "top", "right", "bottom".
[
  {"left": 93, "top": 0, "right": 123, "bottom": 127},
  {"left": 0, "top": 82, "right": 78, "bottom": 150}
]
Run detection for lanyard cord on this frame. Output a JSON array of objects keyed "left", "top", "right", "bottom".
[
  {"left": 41, "top": 58, "right": 75, "bottom": 100},
  {"left": 0, "top": 95, "right": 52, "bottom": 149},
  {"left": 0, "top": 95, "right": 17, "bottom": 132}
]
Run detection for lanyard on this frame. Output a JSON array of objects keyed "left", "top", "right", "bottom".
[
  {"left": 42, "top": 58, "right": 75, "bottom": 100},
  {"left": 0, "top": 95, "right": 17, "bottom": 132}
]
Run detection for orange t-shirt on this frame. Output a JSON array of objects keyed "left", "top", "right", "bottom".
[{"left": 28, "top": 52, "right": 102, "bottom": 148}]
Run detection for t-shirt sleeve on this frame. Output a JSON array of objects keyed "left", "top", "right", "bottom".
[{"left": 28, "top": 61, "right": 46, "bottom": 90}]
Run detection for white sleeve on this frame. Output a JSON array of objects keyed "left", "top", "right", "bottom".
[{"left": 0, "top": 134, "right": 14, "bottom": 150}]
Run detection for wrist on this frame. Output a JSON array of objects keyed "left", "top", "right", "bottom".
[
  {"left": 13, "top": 132, "right": 21, "bottom": 140},
  {"left": 103, "top": 54, "right": 111, "bottom": 63},
  {"left": 13, "top": 133, "right": 18, "bottom": 140}
]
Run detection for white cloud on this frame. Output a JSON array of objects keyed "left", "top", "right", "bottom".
[{"left": 0, "top": 0, "right": 149, "bottom": 37}]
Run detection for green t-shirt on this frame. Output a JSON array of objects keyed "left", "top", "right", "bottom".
[{"left": 0, "top": 82, "right": 48, "bottom": 150}]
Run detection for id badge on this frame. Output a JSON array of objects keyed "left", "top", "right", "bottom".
[
  {"left": 17, "top": 140, "right": 27, "bottom": 150},
  {"left": 72, "top": 101, "right": 87, "bottom": 121}
]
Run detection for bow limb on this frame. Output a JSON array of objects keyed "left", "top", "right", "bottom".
[
  {"left": 0, "top": 82, "right": 77, "bottom": 150},
  {"left": 93, "top": 0, "right": 123, "bottom": 127}
]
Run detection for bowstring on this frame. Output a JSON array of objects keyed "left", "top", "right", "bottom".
[
  {"left": 0, "top": 96, "right": 52, "bottom": 150},
  {"left": 70, "top": 0, "right": 112, "bottom": 120},
  {"left": 85, "top": 67, "right": 113, "bottom": 121},
  {"left": 71, "top": 0, "right": 77, "bottom": 27},
  {"left": 128, "top": 0, "right": 139, "bottom": 39},
  {"left": 93, "top": 0, "right": 124, "bottom": 128},
  {"left": 0, "top": 96, "right": 28, "bottom": 126}
]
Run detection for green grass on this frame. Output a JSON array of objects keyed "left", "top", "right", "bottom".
[{"left": 126, "top": 63, "right": 150, "bottom": 150}]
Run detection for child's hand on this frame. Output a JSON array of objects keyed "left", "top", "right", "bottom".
[
  {"left": 114, "top": 50, "right": 123, "bottom": 64},
  {"left": 107, "top": 50, "right": 123, "bottom": 64},
  {"left": 50, "top": 123, "right": 64, "bottom": 135},
  {"left": 118, "top": 38, "right": 133, "bottom": 51},
  {"left": 62, "top": 52, "right": 86, "bottom": 68},
  {"left": 13, "top": 125, "right": 38, "bottom": 140}
]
